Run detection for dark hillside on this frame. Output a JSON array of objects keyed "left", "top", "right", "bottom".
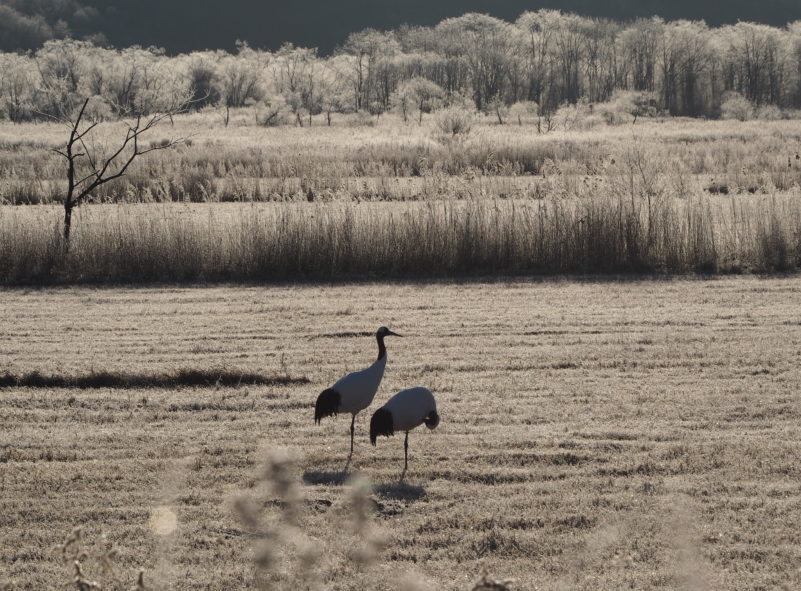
[{"left": 2, "top": 0, "right": 801, "bottom": 53}]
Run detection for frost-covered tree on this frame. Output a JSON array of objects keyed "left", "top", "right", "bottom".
[
  {"left": 718, "top": 22, "right": 791, "bottom": 106},
  {"left": 218, "top": 43, "right": 268, "bottom": 125},
  {"left": 392, "top": 77, "right": 444, "bottom": 122},
  {"left": 0, "top": 53, "right": 35, "bottom": 121},
  {"left": 318, "top": 55, "right": 356, "bottom": 125},
  {"left": 339, "top": 29, "right": 399, "bottom": 111},
  {"left": 436, "top": 14, "right": 515, "bottom": 110}
]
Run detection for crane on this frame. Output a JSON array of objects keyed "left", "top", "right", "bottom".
[
  {"left": 315, "top": 326, "right": 402, "bottom": 458},
  {"left": 370, "top": 386, "right": 439, "bottom": 473}
]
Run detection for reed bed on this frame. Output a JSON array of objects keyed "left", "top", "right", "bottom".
[{"left": 2, "top": 195, "right": 799, "bottom": 285}]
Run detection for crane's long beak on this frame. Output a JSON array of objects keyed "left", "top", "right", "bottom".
[{"left": 387, "top": 330, "right": 403, "bottom": 337}]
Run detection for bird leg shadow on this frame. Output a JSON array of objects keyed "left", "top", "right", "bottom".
[
  {"left": 374, "top": 479, "right": 425, "bottom": 501},
  {"left": 302, "top": 469, "right": 351, "bottom": 486}
]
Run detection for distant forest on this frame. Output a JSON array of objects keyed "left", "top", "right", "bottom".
[
  {"left": 2, "top": 0, "right": 801, "bottom": 53},
  {"left": 2, "top": 10, "right": 801, "bottom": 121}
]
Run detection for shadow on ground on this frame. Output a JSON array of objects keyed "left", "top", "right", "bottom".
[
  {"left": 302, "top": 470, "right": 351, "bottom": 486},
  {"left": 374, "top": 481, "right": 426, "bottom": 501}
]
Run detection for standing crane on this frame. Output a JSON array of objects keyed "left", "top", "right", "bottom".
[
  {"left": 370, "top": 386, "right": 439, "bottom": 474},
  {"left": 315, "top": 327, "right": 402, "bottom": 458}
]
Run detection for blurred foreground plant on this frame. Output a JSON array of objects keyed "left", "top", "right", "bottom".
[
  {"left": 57, "top": 527, "right": 149, "bottom": 591},
  {"left": 234, "top": 448, "right": 388, "bottom": 589}
]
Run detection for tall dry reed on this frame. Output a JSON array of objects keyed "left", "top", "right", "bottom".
[{"left": 1, "top": 195, "right": 799, "bottom": 285}]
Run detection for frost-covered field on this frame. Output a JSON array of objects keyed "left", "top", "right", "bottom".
[{"left": 2, "top": 278, "right": 800, "bottom": 589}]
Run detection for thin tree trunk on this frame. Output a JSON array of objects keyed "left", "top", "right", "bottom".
[{"left": 63, "top": 201, "right": 73, "bottom": 246}]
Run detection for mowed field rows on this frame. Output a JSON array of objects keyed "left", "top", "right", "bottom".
[{"left": 1, "top": 278, "right": 801, "bottom": 589}]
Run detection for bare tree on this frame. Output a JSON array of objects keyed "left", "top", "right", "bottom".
[
  {"left": 517, "top": 11, "right": 556, "bottom": 107},
  {"left": 55, "top": 97, "right": 187, "bottom": 245},
  {"left": 218, "top": 43, "right": 268, "bottom": 126},
  {"left": 436, "top": 14, "right": 515, "bottom": 111},
  {"left": 340, "top": 29, "right": 399, "bottom": 111},
  {"left": 619, "top": 18, "right": 663, "bottom": 93}
]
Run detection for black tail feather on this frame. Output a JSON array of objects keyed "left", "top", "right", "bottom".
[
  {"left": 315, "top": 389, "right": 340, "bottom": 424},
  {"left": 370, "top": 408, "right": 394, "bottom": 445}
]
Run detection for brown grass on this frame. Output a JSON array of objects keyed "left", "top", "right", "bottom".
[
  {"left": 1, "top": 279, "right": 801, "bottom": 589},
  {"left": 2, "top": 114, "right": 801, "bottom": 205},
  {"left": 2, "top": 193, "right": 801, "bottom": 284},
  {"left": 3, "top": 115, "right": 801, "bottom": 283}
]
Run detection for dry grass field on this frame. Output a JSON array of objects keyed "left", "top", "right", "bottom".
[
  {"left": 3, "top": 114, "right": 801, "bottom": 205},
  {"left": 4, "top": 115, "right": 801, "bottom": 283},
  {"left": 2, "top": 277, "right": 801, "bottom": 589}
]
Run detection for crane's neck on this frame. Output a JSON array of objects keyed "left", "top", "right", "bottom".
[{"left": 376, "top": 333, "right": 387, "bottom": 362}]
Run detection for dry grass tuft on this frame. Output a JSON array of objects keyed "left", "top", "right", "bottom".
[
  {"left": 471, "top": 572, "right": 515, "bottom": 591},
  {"left": 233, "top": 449, "right": 324, "bottom": 588},
  {"left": 56, "top": 528, "right": 141, "bottom": 591},
  {"left": 234, "top": 449, "right": 390, "bottom": 589}
]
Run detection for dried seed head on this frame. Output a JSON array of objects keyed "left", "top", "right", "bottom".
[
  {"left": 399, "top": 572, "right": 433, "bottom": 591},
  {"left": 148, "top": 506, "right": 178, "bottom": 536},
  {"left": 263, "top": 448, "right": 295, "bottom": 488},
  {"left": 347, "top": 544, "right": 376, "bottom": 567},
  {"left": 263, "top": 448, "right": 301, "bottom": 525},
  {"left": 73, "top": 561, "right": 101, "bottom": 591},
  {"left": 296, "top": 538, "right": 322, "bottom": 574},
  {"left": 60, "top": 527, "right": 83, "bottom": 563},
  {"left": 471, "top": 571, "right": 515, "bottom": 591},
  {"left": 366, "top": 529, "right": 389, "bottom": 554},
  {"left": 254, "top": 544, "right": 277, "bottom": 572},
  {"left": 96, "top": 533, "right": 119, "bottom": 577},
  {"left": 345, "top": 474, "right": 373, "bottom": 532},
  {"left": 233, "top": 495, "right": 261, "bottom": 531},
  {"left": 342, "top": 474, "right": 387, "bottom": 568}
]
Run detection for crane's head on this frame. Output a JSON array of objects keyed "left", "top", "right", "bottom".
[
  {"left": 377, "top": 326, "right": 402, "bottom": 338},
  {"left": 424, "top": 410, "right": 440, "bottom": 430}
]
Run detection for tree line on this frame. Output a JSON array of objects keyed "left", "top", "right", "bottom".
[{"left": 2, "top": 11, "right": 801, "bottom": 123}]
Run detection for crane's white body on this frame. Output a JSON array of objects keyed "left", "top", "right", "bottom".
[
  {"left": 333, "top": 354, "right": 387, "bottom": 414},
  {"left": 381, "top": 386, "right": 437, "bottom": 432},
  {"left": 370, "top": 386, "right": 439, "bottom": 472},
  {"left": 315, "top": 326, "right": 401, "bottom": 458}
]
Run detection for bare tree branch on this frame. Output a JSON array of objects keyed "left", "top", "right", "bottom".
[{"left": 56, "top": 95, "right": 194, "bottom": 245}]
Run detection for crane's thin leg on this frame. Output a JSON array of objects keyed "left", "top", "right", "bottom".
[
  {"left": 343, "top": 414, "right": 356, "bottom": 472},
  {"left": 404, "top": 431, "right": 409, "bottom": 472}
]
